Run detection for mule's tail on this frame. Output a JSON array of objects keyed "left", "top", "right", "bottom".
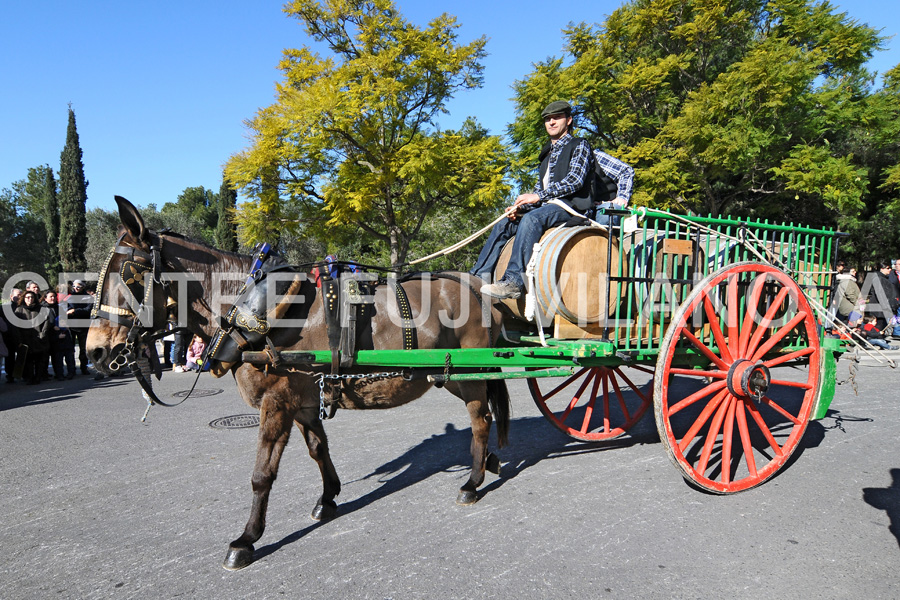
[{"left": 486, "top": 379, "right": 511, "bottom": 448}]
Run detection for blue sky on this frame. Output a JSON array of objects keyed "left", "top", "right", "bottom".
[{"left": 1, "top": 0, "right": 898, "bottom": 214}]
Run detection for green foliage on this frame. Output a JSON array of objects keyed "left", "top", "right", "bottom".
[
  {"left": 84, "top": 207, "right": 122, "bottom": 273},
  {"left": 8, "top": 166, "right": 63, "bottom": 283},
  {"left": 160, "top": 186, "right": 219, "bottom": 244},
  {"left": 42, "top": 167, "right": 62, "bottom": 276},
  {"left": 0, "top": 185, "right": 51, "bottom": 286},
  {"left": 226, "top": 0, "right": 511, "bottom": 266},
  {"left": 216, "top": 178, "right": 239, "bottom": 252},
  {"left": 58, "top": 108, "right": 88, "bottom": 273},
  {"left": 770, "top": 145, "right": 868, "bottom": 213},
  {"left": 509, "top": 0, "right": 892, "bottom": 245}
]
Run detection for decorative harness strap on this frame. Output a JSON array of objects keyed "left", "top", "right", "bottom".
[
  {"left": 319, "top": 272, "right": 383, "bottom": 413},
  {"left": 390, "top": 278, "right": 418, "bottom": 350}
]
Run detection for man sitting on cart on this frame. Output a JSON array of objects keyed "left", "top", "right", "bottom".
[{"left": 472, "top": 100, "right": 633, "bottom": 300}]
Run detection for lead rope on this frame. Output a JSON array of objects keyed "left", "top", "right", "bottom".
[
  {"left": 405, "top": 199, "right": 603, "bottom": 267},
  {"left": 140, "top": 365, "right": 205, "bottom": 423},
  {"left": 407, "top": 212, "right": 509, "bottom": 266}
]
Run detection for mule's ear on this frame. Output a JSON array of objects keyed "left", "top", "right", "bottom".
[{"left": 115, "top": 196, "right": 149, "bottom": 246}]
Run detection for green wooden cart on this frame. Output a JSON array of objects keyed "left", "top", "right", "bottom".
[{"left": 249, "top": 207, "right": 846, "bottom": 494}]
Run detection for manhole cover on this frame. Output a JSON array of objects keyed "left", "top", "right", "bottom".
[
  {"left": 173, "top": 388, "right": 224, "bottom": 398},
  {"left": 209, "top": 414, "right": 260, "bottom": 429}
]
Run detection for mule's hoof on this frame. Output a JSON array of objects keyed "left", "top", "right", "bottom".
[
  {"left": 311, "top": 497, "right": 338, "bottom": 522},
  {"left": 223, "top": 544, "right": 255, "bottom": 571},
  {"left": 456, "top": 489, "right": 479, "bottom": 506},
  {"left": 486, "top": 452, "right": 501, "bottom": 475}
]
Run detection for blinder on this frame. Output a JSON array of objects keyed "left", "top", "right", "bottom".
[{"left": 92, "top": 233, "right": 164, "bottom": 329}]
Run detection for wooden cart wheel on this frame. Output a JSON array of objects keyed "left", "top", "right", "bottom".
[
  {"left": 654, "top": 262, "right": 821, "bottom": 493},
  {"left": 529, "top": 365, "right": 654, "bottom": 441}
]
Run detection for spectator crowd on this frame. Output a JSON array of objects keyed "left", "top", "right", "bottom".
[
  {"left": 0, "top": 280, "right": 93, "bottom": 385},
  {"left": 830, "top": 259, "right": 900, "bottom": 351},
  {"left": 0, "top": 280, "right": 207, "bottom": 386}
]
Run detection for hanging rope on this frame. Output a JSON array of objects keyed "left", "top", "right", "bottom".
[
  {"left": 407, "top": 212, "right": 509, "bottom": 266},
  {"left": 406, "top": 200, "right": 606, "bottom": 266}
]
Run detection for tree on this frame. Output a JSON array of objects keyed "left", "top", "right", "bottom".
[
  {"left": 833, "top": 64, "right": 900, "bottom": 264},
  {"left": 58, "top": 107, "right": 88, "bottom": 273},
  {"left": 161, "top": 186, "right": 219, "bottom": 244},
  {"left": 84, "top": 207, "right": 122, "bottom": 274},
  {"left": 12, "top": 165, "right": 62, "bottom": 283},
  {"left": 31, "top": 166, "right": 62, "bottom": 280},
  {"left": 509, "top": 0, "right": 889, "bottom": 232},
  {"left": 0, "top": 185, "right": 50, "bottom": 284},
  {"left": 216, "top": 177, "right": 239, "bottom": 252},
  {"left": 226, "top": 0, "right": 511, "bottom": 266}
]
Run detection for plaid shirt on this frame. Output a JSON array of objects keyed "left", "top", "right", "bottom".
[
  {"left": 595, "top": 149, "right": 635, "bottom": 203},
  {"left": 534, "top": 133, "right": 593, "bottom": 202}
]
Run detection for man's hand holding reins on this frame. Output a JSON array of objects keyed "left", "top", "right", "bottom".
[{"left": 504, "top": 193, "right": 541, "bottom": 220}]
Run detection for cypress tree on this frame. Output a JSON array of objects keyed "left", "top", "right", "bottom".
[
  {"left": 42, "top": 167, "right": 62, "bottom": 279},
  {"left": 58, "top": 107, "right": 88, "bottom": 273},
  {"left": 216, "top": 177, "right": 238, "bottom": 252},
  {"left": 20, "top": 165, "right": 61, "bottom": 282}
]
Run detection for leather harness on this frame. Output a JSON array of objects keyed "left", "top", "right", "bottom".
[{"left": 206, "top": 252, "right": 419, "bottom": 415}]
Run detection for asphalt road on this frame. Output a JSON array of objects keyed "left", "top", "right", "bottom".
[{"left": 1, "top": 352, "right": 899, "bottom": 599}]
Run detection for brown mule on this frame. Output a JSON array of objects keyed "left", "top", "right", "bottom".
[{"left": 86, "top": 197, "right": 510, "bottom": 570}]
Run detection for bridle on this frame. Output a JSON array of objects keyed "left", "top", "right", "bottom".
[{"left": 92, "top": 231, "right": 179, "bottom": 406}]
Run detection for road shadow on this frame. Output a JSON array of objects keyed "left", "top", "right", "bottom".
[
  {"left": 813, "top": 408, "right": 874, "bottom": 443},
  {"left": 775, "top": 407, "right": 875, "bottom": 482},
  {"left": 0, "top": 376, "right": 131, "bottom": 411},
  {"left": 255, "top": 412, "right": 658, "bottom": 562},
  {"left": 863, "top": 469, "right": 900, "bottom": 550},
  {"left": 257, "top": 383, "right": 870, "bottom": 560}
]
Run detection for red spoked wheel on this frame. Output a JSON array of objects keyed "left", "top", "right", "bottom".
[
  {"left": 654, "top": 262, "right": 821, "bottom": 493},
  {"left": 529, "top": 365, "right": 654, "bottom": 441}
]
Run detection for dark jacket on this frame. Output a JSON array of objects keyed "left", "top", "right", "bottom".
[
  {"left": 41, "top": 301, "right": 71, "bottom": 350},
  {"left": 869, "top": 270, "right": 900, "bottom": 314},
  {"left": 14, "top": 302, "right": 52, "bottom": 353},
  {"left": 863, "top": 322, "right": 886, "bottom": 340},
  {"left": 0, "top": 304, "right": 18, "bottom": 350},
  {"left": 537, "top": 136, "right": 595, "bottom": 211},
  {"left": 65, "top": 293, "right": 93, "bottom": 330}
]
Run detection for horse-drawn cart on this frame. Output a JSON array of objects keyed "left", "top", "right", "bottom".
[
  {"left": 88, "top": 198, "right": 847, "bottom": 569},
  {"left": 240, "top": 207, "right": 846, "bottom": 494}
]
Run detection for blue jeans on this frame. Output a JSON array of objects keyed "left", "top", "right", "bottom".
[
  {"left": 868, "top": 338, "right": 893, "bottom": 350},
  {"left": 470, "top": 203, "right": 570, "bottom": 287}
]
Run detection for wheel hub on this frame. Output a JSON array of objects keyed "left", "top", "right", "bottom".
[{"left": 726, "top": 359, "right": 771, "bottom": 400}]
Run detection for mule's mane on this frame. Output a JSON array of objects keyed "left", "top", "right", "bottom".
[
  {"left": 157, "top": 231, "right": 255, "bottom": 295},
  {"left": 158, "top": 230, "right": 248, "bottom": 261},
  {"left": 157, "top": 230, "right": 286, "bottom": 274}
]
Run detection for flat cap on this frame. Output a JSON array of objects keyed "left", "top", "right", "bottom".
[{"left": 541, "top": 100, "right": 572, "bottom": 118}]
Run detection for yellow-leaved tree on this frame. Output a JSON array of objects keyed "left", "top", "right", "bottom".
[{"left": 226, "top": 0, "right": 511, "bottom": 266}]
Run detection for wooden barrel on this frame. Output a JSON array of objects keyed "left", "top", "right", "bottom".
[{"left": 494, "top": 226, "right": 620, "bottom": 325}]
